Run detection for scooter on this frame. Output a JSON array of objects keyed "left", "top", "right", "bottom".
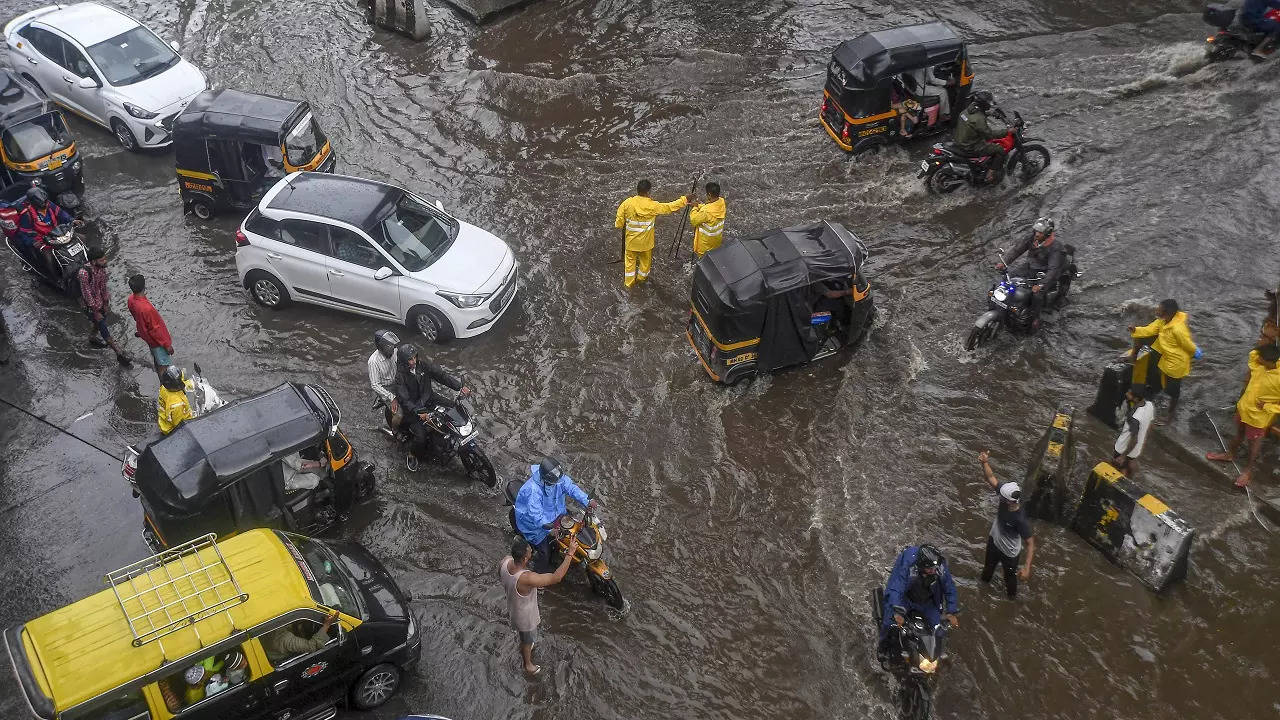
[
  {"left": 1203, "top": 4, "right": 1278, "bottom": 62},
  {"left": 378, "top": 397, "right": 497, "bottom": 486},
  {"left": 870, "top": 586, "right": 951, "bottom": 720},
  {"left": 965, "top": 249, "right": 1079, "bottom": 350},
  {"left": 503, "top": 478, "right": 626, "bottom": 610},
  {"left": 189, "top": 362, "right": 226, "bottom": 415},
  {"left": 919, "top": 110, "right": 1051, "bottom": 194},
  {"left": 3, "top": 221, "right": 88, "bottom": 295}
]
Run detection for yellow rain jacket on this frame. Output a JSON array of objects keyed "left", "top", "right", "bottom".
[
  {"left": 615, "top": 194, "right": 687, "bottom": 252},
  {"left": 158, "top": 382, "right": 194, "bottom": 435},
  {"left": 1238, "top": 349, "right": 1280, "bottom": 429},
  {"left": 690, "top": 197, "right": 726, "bottom": 255},
  {"left": 1131, "top": 311, "right": 1198, "bottom": 379}
]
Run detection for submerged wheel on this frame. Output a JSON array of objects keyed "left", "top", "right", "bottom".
[
  {"left": 926, "top": 168, "right": 965, "bottom": 195},
  {"left": 1205, "top": 43, "right": 1236, "bottom": 62},
  {"left": 190, "top": 198, "right": 214, "bottom": 220},
  {"left": 588, "top": 572, "right": 626, "bottom": 610},
  {"left": 1013, "top": 145, "right": 1051, "bottom": 182},
  {"left": 965, "top": 322, "right": 998, "bottom": 351},
  {"left": 409, "top": 306, "right": 454, "bottom": 344},
  {"left": 460, "top": 444, "right": 497, "bottom": 487},
  {"left": 899, "top": 679, "right": 932, "bottom": 720},
  {"left": 247, "top": 271, "right": 290, "bottom": 309},
  {"left": 351, "top": 663, "right": 400, "bottom": 710}
]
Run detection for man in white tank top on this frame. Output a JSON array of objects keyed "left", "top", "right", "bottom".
[{"left": 499, "top": 534, "right": 578, "bottom": 675}]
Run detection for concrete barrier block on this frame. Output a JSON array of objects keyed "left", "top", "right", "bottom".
[
  {"left": 440, "top": 0, "right": 539, "bottom": 23},
  {"left": 1071, "top": 462, "right": 1194, "bottom": 592},
  {"left": 371, "top": 0, "right": 431, "bottom": 40},
  {"left": 1022, "top": 406, "right": 1074, "bottom": 523}
]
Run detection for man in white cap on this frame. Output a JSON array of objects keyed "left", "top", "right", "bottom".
[{"left": 977, "top": 450, "right": 1036, "bottom": 598}]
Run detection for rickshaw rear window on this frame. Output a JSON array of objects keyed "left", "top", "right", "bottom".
[
  {"left": 284, "top": 111, "right": 326, "bottom": 167},
  {"left": 2, "top": 113, "right": 70, "bottom": 164},
  {"left": 276, "top": 532, "right": 365, "bottom": 620}
]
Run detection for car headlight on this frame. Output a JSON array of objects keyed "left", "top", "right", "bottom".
[
  {"left": 123, "top": 102, "right": 158, "bottom": 120},
  {"left": 406, "top": 614, "right": 416, "bottom": 637},
  {"left": 437, "top": 290, "right": 486, "bottom": 308}
]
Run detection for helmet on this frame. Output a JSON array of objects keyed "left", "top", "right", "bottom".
[
  {"left": 395, "top": 342, "right": 419, "bottom": 373},
  {"left": 183, "top": 665, "right": 206, "bottom": 686},
  {"left": 25, "top": 186, "right": 48, "bottom": 207},
  {"left": 970, "top": 91, "right": 994, "bottom": 112},
  {"left": 161, "top": 365, "right": 186, "bottom": 392},
  {"left": 1032, "top": 217, "right": 1055, "bottom": 235},
  {"left": 374, "top": 329, "right": 400, "bottom": 358},
  {"left": 999, "top": 482, "right": 1023, "bottom": 503},
  {"left": 914, "top": 544, "right": 944, "bottom": 574},
  {"left": 538, "top": 457, "right": 564, "bottom": 484}
]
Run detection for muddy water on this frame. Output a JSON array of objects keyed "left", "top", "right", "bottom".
[{"left": 2, "top": 1, "right": 1279, "bottom": 718}]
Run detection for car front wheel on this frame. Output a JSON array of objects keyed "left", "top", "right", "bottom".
[
  {"left": 409, "top": 306, "right": 454, "bottom": 343},
  {"left": 111, "top": 118, "right": 138, "bottom": 152},
  {"left": 351, "top": 663, "right": 400, "bottom": 710}
]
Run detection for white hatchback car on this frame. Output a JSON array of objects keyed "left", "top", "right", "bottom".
[
  {"left": 236, "top": 172, "right": 519, "bottom": 342},
  {"left": 3, "top": 3, "right": 207, "bottom": 150}
]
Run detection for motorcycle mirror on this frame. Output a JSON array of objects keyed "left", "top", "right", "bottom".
[{"left": 193, "top": 361, "right": 203, "bottom": 376}]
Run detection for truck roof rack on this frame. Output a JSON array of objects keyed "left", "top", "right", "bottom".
[{"left": 104, "top": 533, "right": 249, "bottom": 650}]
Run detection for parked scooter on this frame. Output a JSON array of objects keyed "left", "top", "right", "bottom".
[
  {"left": 503, "top": 479, "right": 626, "bottom": 610},
  {"left": 965, "top": 249, "right": 1079, "bottom": 350},
  {"left": 189, "top": 362, "right": 226, "bottom": 415},
  {"left": 377, "top": 396, "right": 497, "bottom": 486},
  {"left": 870, "top": 585, "right": 952, "bottom": 720},
  {"left": 918, "top": 110, "right": 1050, "bottom": 193}
]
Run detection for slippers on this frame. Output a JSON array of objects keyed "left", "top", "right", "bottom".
[{"left": 1206, "top": 451, "right": 1232, "bottom": 462}]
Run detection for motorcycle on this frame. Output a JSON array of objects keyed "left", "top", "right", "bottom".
[
  {"left": 503, "top": 478, "right": 626, "bottom": 610},
  {"left": 918, "top": 110, "right": 1050, "bottom": 194},
  {"left": 188, "top": 362, "right": 226, "bottom": 415},
  {"left": 870, "top": 585, "right": 951, "bottom": 720},
  {"left": 379, "top": 396, "right": 497, "bottom": 486},
  {"left": 965, "top": 248, "right": 1079, "bottom": 350},
  {"left": 1203, "top": 4, "right": 1277, "bottom": 62},
  {"left": 3, "top": 217, "right": 88, "bottom": 295}
]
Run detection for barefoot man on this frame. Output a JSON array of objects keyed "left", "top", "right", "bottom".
[{"left": 499, "top": 534, "right": 578, "bottom": 675}]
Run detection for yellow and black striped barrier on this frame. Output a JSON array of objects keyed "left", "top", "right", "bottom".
[
  {"left": 1071, "top": 462, "right": 1194, "bottom": 591},
  {"left": 369, "top": 0, "right": 430, "bottom": 40},
  {"left": 1023, "top": 407, "right": 1074, "bottom": 523}
]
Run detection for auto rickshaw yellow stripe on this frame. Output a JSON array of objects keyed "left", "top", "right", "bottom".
[
  {"left": 823, "top": 91, "right": 899, "bottom": 126},
  {"left": 686, "top": 330, "right": 721, "bottom": 382},
  {"left": 3, "top": 142, "right": 75, "bottom": 172},
  {"left": 176, "top": 168, "right": 217, "bottom": 180},
  {"left": 820, "top": 115, "right": 854, "bottom": 151},
  {"left": 691, "top": 305, "right": 760, "bottom": 351},
  {"left": 284, "top": 141, "right": 331, "bottom": 173}
]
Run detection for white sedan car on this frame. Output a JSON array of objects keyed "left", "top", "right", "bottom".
[
  {"left": 236, "top": 172, "right": 519, "bottom": 342},
  {"left": 3, "top": 2, "right": 207, "bottom": 150}
]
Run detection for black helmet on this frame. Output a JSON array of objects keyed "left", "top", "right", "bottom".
[
  {"left": 161, "top": 365, "right": 186, "bottom": 392},
  {"left": 25, "top": 186, "right": 48, "bottom": 207},
  {"left": 538, "top": 457, "right": 564, "bottom": 484},
  {"left": 374, "top": 329, "right": 400, "bottom": 358},
  {"left": 395, "top": 342, "right": 418, "bottom": 373},
  {"left": 970, "top": 91, "right": 994, "bottom": 112},
  {"left": 914, "top": 544, "right": 944, "bottom": 574}
]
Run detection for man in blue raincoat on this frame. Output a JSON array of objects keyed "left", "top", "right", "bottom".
[
  {"left": 878, "top": 544, "right": 960, "bottom": 658},
  {"left": 514, "top": 457, "right": 597, "bottom": 571}
]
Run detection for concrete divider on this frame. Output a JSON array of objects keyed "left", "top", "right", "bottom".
[
  {"left": 370, "top": 0, "right": 431, "bottom": 40},
  {"left": 440, "top": 0, "right": 539, "bottom": 23},
  {"left": 1022, "top": 406, "right": 1074, "bottom": 523},
  {"left": 1071, "top": 462, "right": 1194, "bottom": 592}
]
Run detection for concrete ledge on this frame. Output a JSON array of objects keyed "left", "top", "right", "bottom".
[
  {"left": 440, "top": 0, "right": 541, "bottom": 23},
  {"left": 1022, "top": 406, "right": 1074, "bottom": 523},
  {"left": 1071, "top": 462, "right": 1194, "bottom": 592}
]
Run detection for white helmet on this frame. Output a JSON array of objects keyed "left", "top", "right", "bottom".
[{"left": 1032, "top": 217, "right": 1055, "bottom": 235}]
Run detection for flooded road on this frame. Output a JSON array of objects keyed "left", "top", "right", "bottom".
[{"left": 2, "top": 0, "right": 1279, "bottom": 718}]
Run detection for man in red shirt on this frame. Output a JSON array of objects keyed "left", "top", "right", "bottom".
[{"left": 127, "top": 274, "right": 174, "bottom": 375}]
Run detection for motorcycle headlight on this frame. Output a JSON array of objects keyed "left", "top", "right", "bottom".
[
  {"left": 437, "top": 290, "right": 486, "bottom": 308},
  {"left": 587, "top": 546, "right": 603, "bottom": 560},
  {"left": 993, "top": 288, "right": 1008, "bottom": 302},
  {"left": 123, "top": 102, "right": 158, "bottom": 120},
  {"left": 456, "top": 422, "right": 473, "bottom": 436},
  {"left": 406, "top": 614, "right": 416, "bottom": 638},
  {"left": 918, "top": 656, "right": 938, "bottom": 673}
]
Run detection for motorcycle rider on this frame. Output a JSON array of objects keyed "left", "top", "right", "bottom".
[
  {"left": 158, "top": 365, "right": 194, "bottom": 435},
  {"left": 15, "top": 185, "right": 79, "bottom": 277},
  {"left": 952, "top": 90, "right": 1008, "bottom": 182},
  {"left": 393, "top": 342, "right": 471, "bottom": 459},
  {"left": 995, "top": 217, "right": 1068, "bottom": 323},
  {"left": 877, "top": 544, "right": 959, "bottom": 662},
  {"left": 1242, "top": 0, "right": 1280, "bottom": 58},
  {"left": 368, "top": 329, "right": 401, "bottom": 436},
  {"left": 514, "top": 457, "right": 599, "bottom": 572}
]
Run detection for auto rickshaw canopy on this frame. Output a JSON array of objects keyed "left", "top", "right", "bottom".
[
  {"left": 15, "top": 529, "right": 314, "bottom": 714},
  {"left": 0, "top": 70, "right": 52, "bottom": 129},
  {"left": 830, "top": 22, "right": 965, "bottom": 90},
  {"left": 692, "top": 221, "right": 868, "bottom": 372},
  {"left": 172, "top": 89, "right": 310, "bottom": 166},
  {"left": 135, "top": 383, "right": 335, "bottom": 514}
]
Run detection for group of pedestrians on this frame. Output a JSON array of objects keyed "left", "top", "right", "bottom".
[{"left": 612, "top": 179, "right": 726, "bottom": 287}]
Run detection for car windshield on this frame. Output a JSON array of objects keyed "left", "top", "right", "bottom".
[
  {"left": 1, "top": 113, "right": 71, "bottom": 163},
  {"left": 374, "top": 193, "right": 457, "bottom": 272},
  {"left": 87, "top": 26, "right": 178, "bottom": 86},
  {"left": 281, "top": 533, "right": 364, "bottom": 620},
  {"left": 283, "top": 111, "right": 327, "bottom": 167}
]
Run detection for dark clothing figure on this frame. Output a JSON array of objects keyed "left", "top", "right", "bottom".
[
  {"left": 879, "top": 545, "right": 959, "bottom": 642},
  {"left": 953, "top": 105, "right": 1008, "bottom": 163},
  {"left": 982, "top": 502, "right": 1032, "bottom": 598},
  {"left": 1001, "top": 233, "right": 1068, "bottom": 314},
  {"left": 1243, "top": 0, "right": 1280, "bottom": 33},
  {"left": 394, "top": 354, "right": 464, "bottom": 458}
]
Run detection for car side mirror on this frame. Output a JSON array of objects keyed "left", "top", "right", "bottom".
[
  {"left": 169, "top": 40, "right": 180, "bottom": 51},
  {"left": 373, "top": 266, "right": 394, "bottom": 281},
  {"left": 76, "top": 76, "right": 98, "bottom": 89}
]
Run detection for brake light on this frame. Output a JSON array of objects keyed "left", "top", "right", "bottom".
[
  {"left": 932, "top": 147, "right": 943, "bottom": 155},
  {"left": 821, "top": 99, "right": 828, "bottom": 114},
  {"left": 235, "top": 229, "right": 249, "bottom": 247},
  {"left": 841, "top": 124, "right": 850, "bottom": 140}
]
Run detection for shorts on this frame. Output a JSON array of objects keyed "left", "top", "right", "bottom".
[
  {"left": 150, "top": 346, "right": 172, "bottom": 366},
  {"left": 517, "top": 628, "right": 538, "bottom": 646},
  {"left": 1236, "top": 414, "right": 1268, "bottom": 441}
]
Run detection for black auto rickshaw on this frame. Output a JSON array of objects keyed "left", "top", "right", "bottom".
[
  {"left": 820, "top": 22, "right": 972, "bottom": 155},
  {"left": 0, "top": 70, "right": 82, "bottom": 209},
  {"left": 687, "top": 221, "right": 876, "bottom": 385},
  {"left": 173, "top": 89, "right": 335, "bottom": 219},
  {"left": 121, "top": 382, "right": 375, "bottom": 551}
]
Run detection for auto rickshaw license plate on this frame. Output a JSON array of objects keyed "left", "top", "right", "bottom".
[{"left": 48, "top": 158, "right": 63, "bottom": 169}]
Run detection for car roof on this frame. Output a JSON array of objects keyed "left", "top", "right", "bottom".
[
  {"left": 265, "top": 172, "right": 401, "bottom": 234},
  {"left": 18, "top": 529, "right": 314, "bottom": 713},
  {"left": 35, "top": 2, "right": 140, "bottom": 48}
]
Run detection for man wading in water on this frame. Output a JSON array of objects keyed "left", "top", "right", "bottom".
[
  {"left": 977, "top": 451, "right": 1036, "bottom": 598},
  {"left": 499, "top": 534, "right": 578, "bottom": 675}
]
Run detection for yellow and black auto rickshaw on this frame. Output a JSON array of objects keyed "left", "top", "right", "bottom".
[
  {"left": 820, "top": 22, "right": 972, "bottom": 156},
  {"left": 173, "top": 89, "right": 335, "bottom": 219},
  {"left": 0, "top": 70, "right": 83, "bottom": 209}
]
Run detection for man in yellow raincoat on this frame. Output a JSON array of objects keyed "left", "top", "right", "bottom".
[
  {"left": 614, "top": 180, "right": 688, "bottom": 287},
  {"left": 1207, "top": 344, "right": 1280, "bottom": 488},
  {"left": 1129, "top": 299, "right": 1200, "bottom": 423},
  {"left": 158, "top": 365, "right": 194, "bottom": 435},
  {"left": 689, "top": 181, "right": 726, "bottom": 258}
]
